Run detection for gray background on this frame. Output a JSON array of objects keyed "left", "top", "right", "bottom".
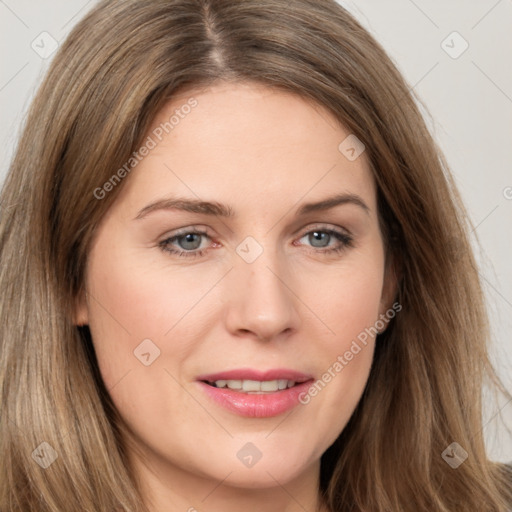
[{"left": 1, "top": 0, "right": 511, "bottom": 462}]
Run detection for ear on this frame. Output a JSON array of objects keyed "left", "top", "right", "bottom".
[
  {"left": 377, "top": 253, "right": 401, "bottom": 332},
  {"left": 73, "top": 288, "right": 89, "bottom": 326}
]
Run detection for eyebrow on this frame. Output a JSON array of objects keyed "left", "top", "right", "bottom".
[{"left": 134, "top": 192, "right": 369, "bottom": 220}]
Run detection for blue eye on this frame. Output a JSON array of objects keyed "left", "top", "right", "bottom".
[
  {"left": 159, "top": 230, "right": 210, "bottom": 258},
  {"left": 159, "top": 227, "right": 353, "bottom": 258},
  {"left": 298, "top": 229, "right": 353, "bottom": 253}
]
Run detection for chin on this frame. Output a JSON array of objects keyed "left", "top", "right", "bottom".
[{"left": 202, "top": 449, "right": 318, "bottom": 489}]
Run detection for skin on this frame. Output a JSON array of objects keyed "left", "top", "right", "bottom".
[{"left": 76, "top": 81, "right": 396, "bottom": 512}]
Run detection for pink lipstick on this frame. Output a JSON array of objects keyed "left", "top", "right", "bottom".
[{"left": 196, "top": 368, "right": 314, "bottom": 418}]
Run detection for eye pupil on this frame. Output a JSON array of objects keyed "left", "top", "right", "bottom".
[
  {"left": 179, "top": 233, "right": 202, "bottom": 250},
  {"left": 309, "top": 231, "right": 330, "bottom": 248}
]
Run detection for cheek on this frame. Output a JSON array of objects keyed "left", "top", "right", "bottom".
[
  {"left": 296, "top": 253, "right": 384, "bottom": 427},
  {"left": 84, "top": 237, "right": 231, "bottom": 393},
  {"left": 308, "top": 255, "right": 385, "bottom": 343},
  {"left": 84, "top": 242, "right": 187, "bottom": 385}
]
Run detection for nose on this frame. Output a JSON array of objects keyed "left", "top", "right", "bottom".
[{"left": 223, "top": 242, "right": 301, "bottom": 342}]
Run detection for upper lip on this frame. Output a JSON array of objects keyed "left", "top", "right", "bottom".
[{"left": 196, "top": 368, "right": 313, "bottom": 383}]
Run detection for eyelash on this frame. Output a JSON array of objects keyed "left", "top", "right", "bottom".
[{"left": 158, "top": 226, "right": 354, "bottom": 258}]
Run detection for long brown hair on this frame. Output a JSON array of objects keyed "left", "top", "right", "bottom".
[{"left": 1, "top": 1, "right": 510, "bottom": 510}]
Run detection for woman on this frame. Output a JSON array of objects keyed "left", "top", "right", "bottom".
[{"left": 0, "top": 1, "right": 510, "bottom": 511}]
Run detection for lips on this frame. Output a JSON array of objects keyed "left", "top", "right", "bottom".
[{"left": 196, "top": 368, "right": 314, "bottom": 418}]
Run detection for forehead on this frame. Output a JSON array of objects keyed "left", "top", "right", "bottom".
[{"left": 117, "top": 81, "right": 376, "bottom": 215}]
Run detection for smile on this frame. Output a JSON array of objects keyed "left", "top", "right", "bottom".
[{"left": 196, "top": 369, "right": 314, "bottom": 417}]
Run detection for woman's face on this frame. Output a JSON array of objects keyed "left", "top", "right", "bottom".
[{"left": 77, "top": 81, "right": 395, "bottom": 494}]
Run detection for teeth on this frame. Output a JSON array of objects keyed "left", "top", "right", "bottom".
[
  {"left": 211, "top": 379, "right": 297, "bottom": 392},
  {"left": 278, "top": 379, "right": 288, "bottom": 390},
  {"left": 242, "top": 379, "right": 262, "bottom": 392},
  {"left": 226, "top": 379, "right": 242, "bottom": 390},
  {"left": 260, "top": 380, "right": 278, "bottom": 392}
]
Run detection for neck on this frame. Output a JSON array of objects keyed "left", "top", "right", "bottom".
[{"left": 131, "top": 452, "right": 329, "bottom": 512}]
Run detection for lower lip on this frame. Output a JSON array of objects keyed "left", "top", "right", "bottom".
[{"left": 197, "top": 381, "right": 313, "bottom": 418}]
